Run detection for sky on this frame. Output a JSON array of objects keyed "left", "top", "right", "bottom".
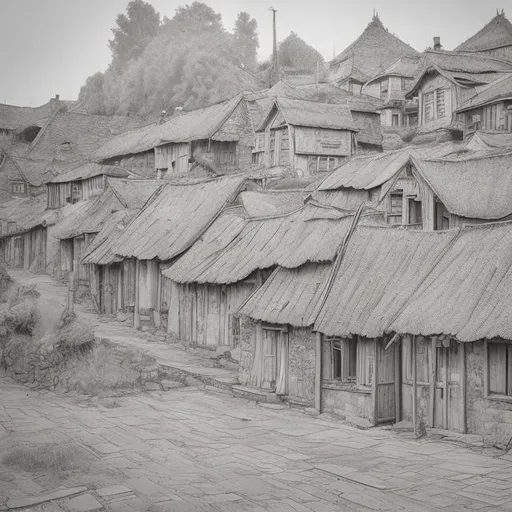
[{"left": 0, "top": 0, "right": 506, "bottom": 106}]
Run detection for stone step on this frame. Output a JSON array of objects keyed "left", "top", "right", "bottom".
[{"left": 232, "top": 385, "right": 282, "bottom": 404}]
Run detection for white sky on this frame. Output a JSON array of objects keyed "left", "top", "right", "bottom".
[{"left": 0, "top": 0, "right": 505, "bottom": 106}]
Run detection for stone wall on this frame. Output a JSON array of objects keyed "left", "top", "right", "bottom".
[
  {"left": 287, "top": 327, "right": 315, "bottom": 407},
  {"left": 322, "top": 385, "right": 373, "bottom": 424},
  {"left": 466, "top": 341, "right": 512, "bottom": 448}
]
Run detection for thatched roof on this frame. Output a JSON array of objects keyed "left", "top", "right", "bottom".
[
  {"left": 314, "top": 225, "right": 456, "bottom": 338},
  {"left": 163, "top": 203, "right": 381, "bottom": 285},
  {"left": 365, "top": 55, "right": 420, "bottom": 87},
  {"left": 52, "top": 179, "right": 161, "bottom": 240},
  {"left": 80, "top": 209, "right": 136, "bottom": 266},
  {"left": 330, "top": 15, "right": 419, "bottom": 81},
  {"left": 0, "top": 153, "right": 50, "bottom": 187},
  {"left": 414, "top": 152, "right": 512, "bottom": 220},
  {"left": 239, "top": 263, "right": 330, "bottom": 327},
  {"left": 258, "top": 97, "right": 358, "bottom": 132},
  {"left": 239, "top": 190, "right": 304, "bottom": 217},
  {"left": 47, "top": 162, "right": 133, "bottom": 184},
  {"left": 390, "top": 220, "right": 512, "bottom": 341},
  {"left": 28, "top": 111, "right": 144, "bottom": 162},
  {"left": 112, "top": 175, "right": 247, "bottom": 261},
  {"left": 0, "top": 196, "right": 57, "bottom": 236},
  {"left": 455, "top": 73, "right": 512, "bottom": 113},
  {"left": 407, "top": 50, "right": 512, "bottom": 97},
  {"left": 456, "top": 12, "right": 512, "bottom": 52},
  {"left": 0, "top": 101, "right": 54, "bottom": 131}
]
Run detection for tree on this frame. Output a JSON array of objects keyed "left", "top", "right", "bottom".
[
  {"left": 278, "top": 32, "right": 324, "bottom": 73},
  {"left": 109, "top": 0, "right": 160, "bottom": 70},
  {"left": 78, "top": 72, "right": 106, "bottom": 114},
  {"left": 162, "top": 2, "right": 223, "bottom": 35},
  {"left": 233, "top": 12, "right": 259, "bottom": 70}
]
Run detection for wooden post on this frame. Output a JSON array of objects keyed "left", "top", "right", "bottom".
[
  {"left": 429, "top": 336, "right": 437, "bottom": 427},
  {"left": 394, "top": 340, "right": 401, "bottom": 423},
  {"left": 134, "top": 259, "right": 140, "bottom": 329},
  {"left": 444, "top": 343, "right": 449, "bottom": 429},
  {"left": 461, "top": 342, "right": 467, "bottom": 434},
  {"left": 315, "top": 332, "right": 322, "bottom": 413},
  {"left": 372, "top": 338, "right": 379, "bottom": 426},
  {"left": 412, "top": 335, "right": 418, "bottom": 436},
  {"left": 154, "top": 267, "right": 162, "bottom": 328}
]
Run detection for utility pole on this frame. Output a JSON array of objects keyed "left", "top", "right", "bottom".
[{"left": 269, "top": 7, "right": 279, "bottom": 87}]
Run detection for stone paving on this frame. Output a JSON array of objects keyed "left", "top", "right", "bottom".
[{"left": 1, "top": 377, "right": 512, "bottom": 512}]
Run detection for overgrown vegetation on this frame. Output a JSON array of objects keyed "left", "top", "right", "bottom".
[{"left": 78, "top": 1, "right": 324, "bottom": 117}]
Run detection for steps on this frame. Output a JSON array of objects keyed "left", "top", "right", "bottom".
[{"left": 232, "top": 385, "right": 283, "bottom": 404}]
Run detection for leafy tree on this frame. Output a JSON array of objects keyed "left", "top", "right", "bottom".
[
  {"left": 233, "top": 12, "right": 259, "bottom": 70},
  {"left": 109, "top": 0, "right": 160, "bottom": 70},
  {"left": 162, "top": 2, "right": 223, "bottom": 34},
  {"left": 278, "top": 31, "right": 324, "bottom": 73},
  {"left": 78, "top": 72, "right": 106, "bottom": 114}
]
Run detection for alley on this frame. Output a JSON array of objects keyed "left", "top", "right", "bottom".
[{"left": 1, "top": 376, "right": 512, "bottom": 512}]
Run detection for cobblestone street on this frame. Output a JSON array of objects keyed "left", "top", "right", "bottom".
[{"left": 1, "top": 376, "right": 512, "bottom": 512}]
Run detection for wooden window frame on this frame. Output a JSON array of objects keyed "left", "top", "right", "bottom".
[
  {"left": 485, "top": 339, "right": 512, "bottom": 401},
  {"left": 11, "top": 181, "right": 26, "bottom": 194},
  {"left": 326, "top": 337, "right": 357, "bottom": 383}
]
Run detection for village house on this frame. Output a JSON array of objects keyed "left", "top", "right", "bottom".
[
  {"left": 455, "top": 10, "right": 512, "bottom": 61},
  {"left": 455, "top": 74, "right": 512, "bottom": 133},
  {"left": 0, "top": 195, "right": 56, "bottom": 271},
  {"left": 311, "top": 144, "right": 512, "bottom": 230},
  {"left": 50, "top": 178, "right": 160, "bottom": 292},
  {"left": 108, "top": 175, "right": 252, "bottom": 331},
  {"left": 46, "top": 162, "right": 138, "bottom": 209},
  {"left": 362, "top": 55, "right": 420, "bottom": 128},
  {"left": 160, "top": 191, "right": 307, "bottom": 351},
  {"left": 255, "top": 97, "right": 358, "bottom": 176},
  {"left": 405, "top": 48, "right": 512, "bottom": 142},
  {"left": 329, "top": 14, "right": 419, "bottom": 95}
]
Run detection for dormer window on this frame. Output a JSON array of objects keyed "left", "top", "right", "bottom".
[
  {"left": 60, "top": 141, "right": 72, "bottom": 151},
  {"left": 11, "top": 181, "right": 26, "bottom": 194}
]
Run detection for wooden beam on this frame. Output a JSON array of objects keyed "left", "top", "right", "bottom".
[
  {"left": 134, "top": 259, "right": 140, "bottom": 330},
  {"left": 412, "top": 335, "right": 417, "bottom": 436},
  {"left": 444, "top": 343, "right": 449, "bottom": 429},
  {"left": 315, "top": 332, "right": 322, "bottom": 413},
  {"left": 372, "top": 338, "right": 379, "bottom": 426},
  {"left": 461, "top": 342, "right": 467, "bottom": 434},
  {"left": 429, "top": 336, "right": 436, "bottom": 427},
  {"left": 394, "top": 341, "right": 401, "bottom": 423}
]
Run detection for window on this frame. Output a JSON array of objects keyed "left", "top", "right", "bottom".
[
  {"left": 392, "top": 114, "right": 400, "bottom": 127},
  {"left": 436, "top": 89, "right": 446, "bottom": 118},
  {"left": 487, "top": 341, "right": 512, "bottom": 397},
  {"left": 329, "top": 338, "right": 357, "bottom": 382},
  {"left": 388, "top": 191, "right": 403, "bottom": 224},
  {"left": 483, "top": 104, "right": 499, "bottom": 130},
  {"left": 408, "top": 197, "right": 422, "bottom": 225},
  {"left": 11, "top": 182, "right": 25, "bottom": 194},
  {"left": 380, "top": 79, "right": 389, "bottom": 99},
  {"left": 424, "top": 92, "right": 434, "bottom": 122}
]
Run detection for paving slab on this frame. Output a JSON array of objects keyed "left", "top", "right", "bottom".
[{"left": 6, "top": 487, "right": 88, "bottom": 510}]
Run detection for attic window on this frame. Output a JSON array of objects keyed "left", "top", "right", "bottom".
[
  {"left": 60, "top": 142, "right": 72, "bottom": 151},
  {"left": 11, "top": 182, "right": 26, "bottom": 194}
]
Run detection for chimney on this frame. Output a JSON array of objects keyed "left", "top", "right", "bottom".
[
  {"left": 158, "top": 110, "right": 167, "bottom": 125},
  {"left": 173, "top": 106, "right": 184, "bottom": 117},
  {"left": 50, "top": 94, "right": 61, "bottom": 113},
  {"left": 433, "top": 37, "right": 442, "bottom": 50},
  {"left": 55, "top": 94, "right": 60, "bottom": 101}
]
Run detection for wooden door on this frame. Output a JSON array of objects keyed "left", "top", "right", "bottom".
[
  {"left": 376, "top": 340, "right": 396, "bottom": 423},
  {"left": 434, "top": 340, "right": 463, "bottom": 431},
  {"left": 261, "top": 328, "right": 288, "bottom": 393}
]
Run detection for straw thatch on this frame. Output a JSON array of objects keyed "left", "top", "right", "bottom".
[
  {"left": 0, "top": 196, "right": 57, "bottom": 237},
  {"left": 239, "top": 263, "right": 330, "bottom": 327},
  {"left": 112, "top": 175, "right": 247, "bottom": 261},
  {"left": 456, "top": 74, "right": 512, "bottom": 113},
  {"left": 257, "top": 97, "right": 358, "bottom": 132},
  {"left": 47, "top": 163, "right": 132, "bottom": 184},
  {"left": 390, "top": 221, "right": 512, "bottom": 341},
  {"left": 414, "top": 152, "right": 512, "bottom": 219},
  {"left": 240, "top": 190, "right": 304, "bottom": 217},
  {"left": 314, "top": 226, "right": 457, "bottom": 338},
  {"left": 456, "top": 12, "right": 512, "bottom": 52},
  {"left": 163, "top": 203, "right": 380, "bottom": 285}
]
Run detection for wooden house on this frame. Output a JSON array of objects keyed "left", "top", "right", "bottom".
[
  {"left": 405, "top": 50, "right": 512, "bottom": 141},
  {"left": 160, "top": 194, "right": 314, "bottom": 351},
  {"left": 109, "top": 175, "right": 251, "bottom": 330},
  {"left": 51, "top": 178, "right": 160, "bottom": 291},
  {"left": 329, "top": 14, "right": 419, "bottom": 94},
  {"left": 0, "top": 195, "right": 57, "bottom": 271},
  {"left": 362, "top": 55, "right": 420, "bottom": 128},
  {"left": 255, "top": 97, "right": 358, "bottom": 176},
  {"left": 154, "top": 94, "right": 256, "bottom": 178},
  {"left": 455, "top": 11, "right": 512, "bottom": 61},
  {"left": 46, "top": 162, "right": 135, "bottom": 209},
  {"left": 79, "top": 178, "right": 163, "bottom": 316},
  {"left": 455, "top": 74, "right": 512, "bottom": 133}
]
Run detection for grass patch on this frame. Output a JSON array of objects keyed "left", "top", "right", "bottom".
[{"left": 2, "top": 442, "right": 92, "bottom": 474}]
